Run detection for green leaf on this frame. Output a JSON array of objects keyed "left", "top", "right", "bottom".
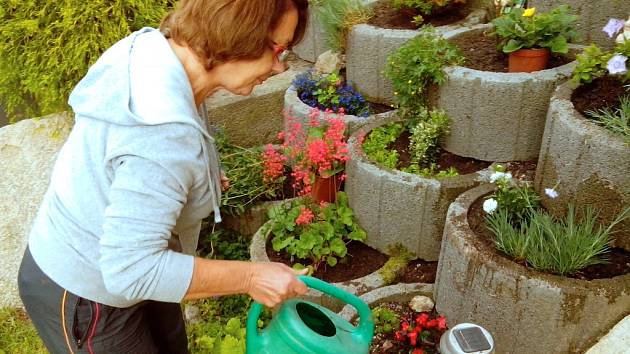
[
  {"left": 548, "top": 36, "right": 568, "bottom": 54},
  {"left": 347, "top": 229, "right": 367, "bottom": 241},
  {"left": 503, "top": 39, "right": 523, "bottom": 53},
  {"left": 329, "top": 238, "right": 347, "bottom": 257},
  {"left": 272, "top": 236, "right": 294, "bottom": 251},
  {"left": 327, "top": 256, "right": 338, "bottom": 267}
]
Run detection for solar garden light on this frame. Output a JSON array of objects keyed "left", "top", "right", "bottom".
[{"left": 440, "top": 323, "right": 495, "bottom": 354}]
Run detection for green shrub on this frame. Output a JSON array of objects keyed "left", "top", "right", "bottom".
[
  {"left": 385, "top": 28, "right": 464, "bottom": 116},
  {"left": 585, "top": 95, "right": 630, "bottom": 144},
  {"left": 0, "top": 0, "right": 175, "bottom": 121},
  {"left": 316, "top": 0, "right": 373, "bottom": 53},
  {"left": 372, "top": 306, "right": 401, "bottom": 334},
  {"left": 572, "top": 40, "right": 630, "bottom": 84},
  {"left": 487, "top": 205, "right": 630, "bottom": 275},
  {"left": 361, "top": 122, "right": 405, "bottom": 169}
]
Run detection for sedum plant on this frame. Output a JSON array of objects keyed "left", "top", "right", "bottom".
[
  {"left": 263, "top": 192, "right": 367, "bottom": 272},
  {"left": 0, "top": 0, "right": 175, "bottom": 121},
  {"left": 316, "top": 0, "right": 373, "bottom": 53},
  {"left": 385, "top": 28, "right": 464, "bottom": 116}
]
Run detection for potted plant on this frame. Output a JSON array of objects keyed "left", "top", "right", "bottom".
[
  {"left": 249, "top": 192, "right": 390, "bottom": 311},
  {"left": 491, "top": 5, "right": 579, "bottom": 72},
  {"left": 264, "top": 109, "right": 350, "bottom": 203},
  {"left": 434, "top": 169, "right": 630, "bottom": 353},
  {"left": 535, "top": 18, "right": 630, "bottom": 249}
]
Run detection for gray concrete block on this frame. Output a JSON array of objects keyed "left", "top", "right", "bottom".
[
  {"left": 221, "top": 198, "right": 294, "bottom": 237},
  {"left": 205, "top": 56, "right": 311, "bottom": 147},
  {"left": 434, "top": 184, "right": 630, "bottom": 354},
  {"left": 346, "top": 9, "right": 489, "bottom": 104},
  {"left": 534, "top": 80, "right": 630, "bottom": 251},
  {"left": 339, "top": 283, "right": 434, "bottom": 321},
  {"left": 250, "top": 218, "right": 389, "bottom": 312},
  {"left": 345, "top": 113, "right": 494, "bottom": 261},
  {"left": 429, "top": 24, "right": 582, "bottom": 162},
  {"left": 283, "top": 84, "right": 395, "bottom": 134},
  {"left": 293, "top": 9, "right": 330, "bottom": 63},
  {"left": 529, "top": 0, "right": 630, "bottom": 50}
]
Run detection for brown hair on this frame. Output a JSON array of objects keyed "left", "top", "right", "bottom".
[{"left": 161, "top": 0, "right": 308, "bottom": 70}]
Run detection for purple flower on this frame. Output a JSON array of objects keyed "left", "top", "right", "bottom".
[
  {"left": 603, "top": 18, "right": 625, "bottom": 38},
  {"left": 607, "top": 54, "right": 628, "bottom": 75}
]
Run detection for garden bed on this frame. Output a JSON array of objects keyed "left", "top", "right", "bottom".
[
  {"left": 427, "top": 24, "right": 582, "bottom": 161},
  {"left": 367, "top": 0, "right": 472, "bottom": 30},
  {"left": 346, "top": 112, "right": 493, "bottom": 261},
  {"left": 250, "top": 220, "right": 390, "bottom": 312},
  {"left": 346, "top": 4, "right": 488, "bottom": 104},
  {"left": 434, "top": 184, "right": 630, "bottom": 354},
  {"left": 535, "top": 79, "right": 630, "bottom": 251}
]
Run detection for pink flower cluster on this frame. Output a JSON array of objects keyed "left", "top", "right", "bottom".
[
  {"left": 263, "top": 108, "right": 349, "bottom": 196},
  {"left": 295, "top": 206, "right": 315, "bottom": 225},
  {"left": 262, "top": 144, "right": 287, "bottom": 183}
]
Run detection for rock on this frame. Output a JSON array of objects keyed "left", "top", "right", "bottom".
[
  {"left": 314, "top": 50, "right": 345, "bottom": 74},
  {"left": 585, "top": 315, "right": 630, "bottom": 354},
  {"left": 0, "top": 113, "right": 73, "bottom": 308},
  {"left": 409, "top": 295, "right": 435, "bottom": 313},
  {"left": 183, "top": 303, "right": 201, "bottom": 324}
]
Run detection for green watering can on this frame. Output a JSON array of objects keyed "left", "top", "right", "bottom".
[{"left": 246, "top": 276, "right": 374, "bottom": 354}]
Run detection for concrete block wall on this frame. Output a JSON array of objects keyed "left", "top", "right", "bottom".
[
  {"left": 534, "top": 80, "right": 630, "bottom": 251},
  {"left": 345, "top": 113, "right": 493, "bottom": 261},
  {"left": 429, "top": 24, "right": 581, "bottom": 162},
  {"left": 434, "top": 184, "right": 630, "bottom": 354}
]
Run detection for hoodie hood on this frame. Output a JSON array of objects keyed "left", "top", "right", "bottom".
[{"left": 69, "top": 27, "right": 222, "bottom": 223}]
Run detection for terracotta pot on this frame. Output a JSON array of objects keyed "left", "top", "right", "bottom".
[
  {"left": 508, "top": 48, "right": 551, "bottom": 73},
  {"left": 311, "top": 174, "right": 342, "bottom": 203}
]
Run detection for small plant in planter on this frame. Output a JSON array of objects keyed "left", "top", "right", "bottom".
[
  {"left": 570, "top": 17, "right": 630, "bottom": 143},
  {"left": 361, "top": 108, "right": 458, "bottom": 178},
  {"left": 263, "top": 109, "right": 349, "bottom": 203},
  {"left": 385, "top": 28, "right": 464, "bottom": 114},
  {"left": 491, "top": 5, "right": 579, "bottom": 72},
  {"left": 483, "top": 165, "right": 630, "bottom": 275},
  {"left": 293, "top": 69, "right": 371, "bottom": 117},
  {"left": 370, "top": 303, "right": 448, "bottom": 354},
  {"left": 262, "top": 192, "right": 367, "bottom": 273},
  {"left": 316, "top": 0, "right": 373, "bottom": 53},
  {"left": 392, "top": 0, "right": 467, "bottom": 27}
]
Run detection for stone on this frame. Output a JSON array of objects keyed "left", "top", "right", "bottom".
[
  {"left": 0, "top": 113, "right": 73, "bottom": 308},
  {"left": 292, "top": 9, "right": 329, "bottom": 62},
  {"left": 314, "top": 50, "right": 345, "bottom": 74},
  {"left": 183, "top": 303, "right": 201, "bottom": 324},
  {"left": 409, "top": 295, "right": 435, "bottom": 313},
  {"left": 434, "top": 184, "right": 630, "bottom": 354},
  {"left": 585, "top": 315, "right": 630, "bottom": 354},
  {"left": 204, "top": 55, "right": 311, "bottom": 147}
]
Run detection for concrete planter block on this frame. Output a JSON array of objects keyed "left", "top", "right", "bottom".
[
  {"left": 222, "top": 199, "right": 293, "bottom": 237},
  {"left": 529, "top": 0, "right": 630, "bottom": 50},
  {"left": 346, "top": 9, "right": 489, "bottom": 104},
  {"left": 345, "top": 113, "right": 494, "bottom": 261},
  {"left": 250, "top": 219, "right": 388, "bottom": 312},
  {"left": 534, "top": 80, "right": 630, "bottom": 251},
  {"left": 428, "top": 24, "right": 582, "bottom": 162},
  {"left": 434, "top": 184, "right": 630, "bottom": 354},
  {"left": 283, "top": 84, "right": 395, "bottom": 134},
  {"left": 292, "top": 10, "right": 329, "bottom": 63},
  {"left": 339, "top": 283, "right": 434, "bottom": 321}
]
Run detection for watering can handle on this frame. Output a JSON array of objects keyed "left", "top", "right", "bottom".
[{"left": 246, "top": 275, "right": 374, "bottom": 351}]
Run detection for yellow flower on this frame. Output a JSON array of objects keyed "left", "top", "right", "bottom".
[{"left": 522, "top": 8, "right": 536, "bottom": 17}]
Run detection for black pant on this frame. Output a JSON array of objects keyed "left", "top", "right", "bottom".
[{"left": 18, "top": 247, "right": 189, "bottom": 354}]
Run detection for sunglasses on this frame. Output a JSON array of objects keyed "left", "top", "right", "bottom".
[{"left": 271, "top": 43, "right": 290, "bottom": 63}]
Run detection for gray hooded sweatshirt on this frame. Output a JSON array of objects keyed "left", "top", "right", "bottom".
[{"left": 28, "top": 28, "right": 222, "bottom": 307}]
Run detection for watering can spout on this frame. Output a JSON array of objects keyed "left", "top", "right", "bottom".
[{"left": 246, "top": 276, "right": 374, "bottom": 354}]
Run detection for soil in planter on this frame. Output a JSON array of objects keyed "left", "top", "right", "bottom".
[
  {"left": 504, "top": 160, "right": 537, "bottom": 182},
  {"left": 399, "top": 258, "right": 438, "bottom": 283},
  {"left": 367, "top": 0, "right": 470, "bottom": 30},
  {"left": 449, "top": 31, "right": 573, "bottom": 72},
  {"left": 389, "top": 130, "right": 491, "bottom": 174},
  {"left": 266, "top": 240, "right": 388, "bottom": 283},
  {"left": 571, "top": 76, "right": 627, "bottom": 116},
  {"left": 467, "top": 195, "right": 630, "bottom": 280}
]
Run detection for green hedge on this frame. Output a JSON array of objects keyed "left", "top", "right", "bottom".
[{"left": 0, "top": 0, "right": 176, "bottom": 122}]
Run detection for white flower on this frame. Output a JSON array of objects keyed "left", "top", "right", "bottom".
[
  {"left": 544, "top": 188, "right": 559, "bottom": 199},
  {"left": 489, "top": 171, "right": 513, "bottom": 183},
  {"left": 607, "top": 54, "right": 628, "bottom": 75},
  {"left": 483, "top": 198, "right": 498, "bottom": 214},
  {"left": 603, "top": 18, "right": 625, "bottom": 38}
]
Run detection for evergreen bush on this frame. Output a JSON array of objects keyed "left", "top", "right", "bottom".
[{"left": 0, "top": 0, "right": 175, "bottom": 122}]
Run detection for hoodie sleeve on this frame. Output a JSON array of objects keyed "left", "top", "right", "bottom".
[{"left": 100, "top": 154, "right": 195, "bottom": 303}]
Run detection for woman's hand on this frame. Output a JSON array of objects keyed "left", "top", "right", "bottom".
[
  {"left": 246, "top": 262, "right": 309, "bottom": 308},
  {"left": 220, "top": 171, "right": 230, "bottom": 191}
]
